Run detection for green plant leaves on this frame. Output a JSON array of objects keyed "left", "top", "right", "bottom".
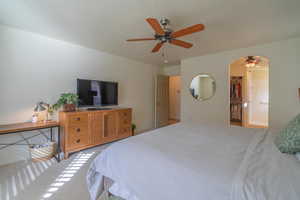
[{"left": 52, "top": 93, "right": 78, "bottom": 110}]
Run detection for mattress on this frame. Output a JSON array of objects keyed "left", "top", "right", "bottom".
[{"left": 87, "top": 123, "right": 300, "bottom": 200}]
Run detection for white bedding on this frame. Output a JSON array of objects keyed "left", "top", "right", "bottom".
[
  {"left": 231, "top": 127, "right": 300, "bottom": 200},
  {"left": 87, "top": 123, "right": 300, "bottom": 200}
]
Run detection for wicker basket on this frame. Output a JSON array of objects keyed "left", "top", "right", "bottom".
[{"left": 29, "top": 142, "right": 56, "bottom": 162}]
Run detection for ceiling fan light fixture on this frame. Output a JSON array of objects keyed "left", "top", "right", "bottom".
[{"left": 246, "top": 63, "right": 256, "bottom": 68}]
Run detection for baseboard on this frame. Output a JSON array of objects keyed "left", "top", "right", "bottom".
[{"left": 134, "top": 128, "right": 156, "bottom": 135}]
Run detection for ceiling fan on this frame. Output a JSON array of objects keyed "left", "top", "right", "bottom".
[
  {"left": 245, "top": 56, "right": 261, "bottom": 68},
  {"left": 126, "top": 17, "right": 205, "bottom": 53}
]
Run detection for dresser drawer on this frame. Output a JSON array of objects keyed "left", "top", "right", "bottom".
[
  {"left": 66, "top": 123, "right": 89, "bottom": 150},
  {"left": 119, "top": 110, "right": 131, "bottom": 119},
  {"left": 118, "top": 110, "right": 132, "bottom": 125},
  {"left": 120, "top": 118, "right": 131, "bottom": 127},
  {"left": 67, "top": 125, "right": 88, "bottom": 136},
  {"left": 118, "top": 126, "right": 131, "bottom": 136},
  {"left": 67, "top": 133, "right": 89, "bottom": 150},
  {"left": 117, "top": 110, "right": 132, "bottom": 137},
  {"left": 68, "top": 114, "right": 88, "bottom": 125}
]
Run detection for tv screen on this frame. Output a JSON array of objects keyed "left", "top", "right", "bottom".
[{"left": 77, "top": 79, "right": 118, "bottom": 107}]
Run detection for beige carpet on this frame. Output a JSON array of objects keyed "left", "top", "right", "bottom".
[{"left": 0, "top": 145, "right": 108, "bottom": 200}]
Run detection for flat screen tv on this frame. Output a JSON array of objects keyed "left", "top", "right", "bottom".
[{"left": 77, "top": 79, "right": 118, "bottom": 107}]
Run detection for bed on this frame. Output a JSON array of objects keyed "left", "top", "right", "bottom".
[{"left": 87, "top": 123, "right": 300, "bottom": 200}]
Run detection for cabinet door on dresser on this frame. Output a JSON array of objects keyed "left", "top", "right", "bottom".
[
  {"left": 103, "top": 111, "right": 118, "bottom": 142},
  {"left": 92, "top": 112, "right": 104, "bottom": 145},
  {"left": 91, "top": 111, "right": 117, "bottom": 144},
  {"left": 117, "top": 109, "right": 132, "bottom": 139}
]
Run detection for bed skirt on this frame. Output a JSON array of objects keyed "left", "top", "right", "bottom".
[{"left": 97, "top": 177, "right": 122, "bottom": 200}]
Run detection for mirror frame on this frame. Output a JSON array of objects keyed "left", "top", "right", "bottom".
[{"left": 189, "top": 73, "right": 216, "bottom": 101}]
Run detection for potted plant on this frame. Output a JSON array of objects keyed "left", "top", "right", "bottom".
[
  {"left": 53, "top": 93, "right": 79, "bottom": 112},
  {"left": 131, "top": 123, "right": 136, "bottom": 135}
]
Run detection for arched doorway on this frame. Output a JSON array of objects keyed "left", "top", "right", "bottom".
[{"left": 229, "top": 56, "right": 269, "bottom": 128}]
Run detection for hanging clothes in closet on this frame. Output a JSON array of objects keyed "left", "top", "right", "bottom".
[
  {"left": 230, "top": 78, "right": 242, "bottom": 99},
  {"left": 230, "top": 76, "right": 243, "bottom": 123}
]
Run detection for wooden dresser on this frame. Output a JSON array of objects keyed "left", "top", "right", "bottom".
[{"left": 59, "top": 108, "right": 132, "bottom": 159}]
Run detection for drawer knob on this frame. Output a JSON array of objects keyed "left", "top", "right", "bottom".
[
  {"left": 76, "top": 139, "right": 81, "bottom": 143},
  {"left": 76, "top": 117, "right": 81, "bottom": 121},
  {"left": 76, "top": 128, "right": 81, "bottom": 132}
]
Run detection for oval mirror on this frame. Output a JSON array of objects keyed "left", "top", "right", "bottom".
[{"left": 189, "top": 74, "right": 216, "bottom": 101}]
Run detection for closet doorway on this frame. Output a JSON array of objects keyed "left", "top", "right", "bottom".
[
  {"left": 155, "top": 75, "right": 181, "bottom": 128},
  {"left": 229, "top": 56, "right": 269, "bottom": 128}
]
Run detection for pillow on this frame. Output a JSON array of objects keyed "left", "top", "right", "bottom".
[{"left": 275, "top": 113, "right": 300, "bottom": 154}]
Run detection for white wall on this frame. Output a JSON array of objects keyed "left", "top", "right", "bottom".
[
  {"left": 160, "top": 65, "right": 181, "bottom": 76},
  {"left": 181, "top": 37, "right": 300, "bottom": 129},
  {"left": 0, "top": 25, "right": 159, "bottom": 165}
]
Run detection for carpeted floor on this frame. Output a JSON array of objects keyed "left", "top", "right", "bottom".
[{"left": 0, "top": 145, "right": 108, "bottom": 200}]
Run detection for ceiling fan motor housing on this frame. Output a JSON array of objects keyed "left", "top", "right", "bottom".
[
  {"left": 154, "top": 18, "right": 173, "bottom": 43},
  {"left": 155, "top": 33, "right": 172, "bottom": 43},
  {"left": 160, "top": 17, "right": 170, "bottom": 26}
]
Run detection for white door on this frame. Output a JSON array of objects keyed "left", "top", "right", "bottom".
[{"left": 247, "top": 68, "right": 269, "bottom": 127}]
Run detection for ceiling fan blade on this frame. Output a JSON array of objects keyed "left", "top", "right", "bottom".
[
  {"left": 127, "top": 38, "right": 156, "bottom": 42},
  {"left": 169, "top": 39, "right": 193, "bottom": 48},
  {"left": 152, "top": 42, "right": 164, "bottom": 53},
  {"left": 146, "top": 18, "right": 165, "bottom": 35},
  {"left": 171, "top": 24, "right": 205, "bottom": 38}
]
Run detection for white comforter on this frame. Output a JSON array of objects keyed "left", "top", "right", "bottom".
[
  {"left": 231, "top": 127, "right": 300, "bottom": 200},
  {"left": 87, "top": 123, "right": 300, "bottom": 200}
]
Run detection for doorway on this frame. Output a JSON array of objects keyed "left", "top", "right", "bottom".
[
  {"left": 229, "top": 56, "right": 269, "bottom": 128},
  {"left": 155, "top": 75, "right": 181, "bottom": 128}
]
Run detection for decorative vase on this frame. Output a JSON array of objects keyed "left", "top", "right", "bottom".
[{"left": 63, "top": 104, "right": 76, "bottom": 112}]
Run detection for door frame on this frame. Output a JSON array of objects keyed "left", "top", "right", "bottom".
[
  {"left": 228, "top": 56, "right": 270, "bottom": 128},
  {"left": 155, "top": 75, "right": 181, "bottom": 128}
]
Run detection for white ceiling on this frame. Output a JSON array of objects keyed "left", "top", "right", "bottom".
[{"left": 1, "top": 0, "right": 300, "bottom": 66}]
